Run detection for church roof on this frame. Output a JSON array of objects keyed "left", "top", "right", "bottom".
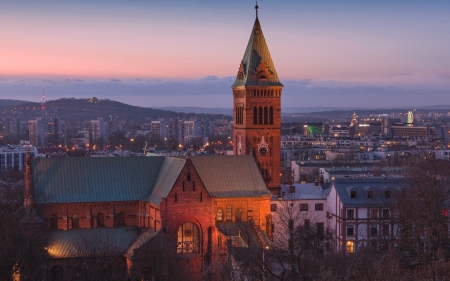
[
  {"left": 32, "top": 157, "right": 185, "bottom": 204},
  {"left": 191, "top": 155, "right": 271, "bottom": 198},
  {"left": 47, "top": 227, "right": 142, "bottom": 258},
  {"left": 232, "top": 17, "right": 283, "bottom": 88}
]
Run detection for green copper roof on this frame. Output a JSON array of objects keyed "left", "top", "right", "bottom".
[
  {"left": 232, "top": 18, "right": 283, "bottom": 88},
  {"left": 47, "top": 227, "right": 141, "bottom": 258},
  {"left": 191, "top": 155, "right": 271, "bottom": 198},
  {"left": 32, "top": 157, "right": 185, "bottom": 204}
]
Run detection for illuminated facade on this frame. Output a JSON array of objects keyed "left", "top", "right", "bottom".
[{"left": 232, "top": 10, "right": 283, "bottom": 194}]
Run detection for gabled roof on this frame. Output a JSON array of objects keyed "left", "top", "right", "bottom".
[
  {"left": 32, "top": 157, "right": 185, "bottom": 204},
  {"left": 190, "top": 155, "right": 271, "bottom": 198},
  {"left": 47, "top": 227, "right": 141, "bottom": 258},
  {"left": 232, "top": 18, "right": 282, "bottom": 88},
  {"left": 333, "top": 178, "right": 403, "bottom": 207}
]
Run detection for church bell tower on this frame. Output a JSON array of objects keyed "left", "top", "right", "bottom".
[{"left": 232, "top": 4, "right": 283, "bottom": 194}]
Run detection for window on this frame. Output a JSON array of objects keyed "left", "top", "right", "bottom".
[
  {"left": 370, "top": 224, "right": 377, "bottom": 237},
  {"left": 177, "top": 222, "right": 200, "bottom": 254},
  {"left": 347, "top": 209, "right": 354, "bottom": 219},
  {"left": 226, "top": 205, "right": 232, "bottom": 221},
  {"left": 382, "top": 224, "right": 389, "bottom": 236},
  {"left": 235, "top": 209, "right": 242, "bottom": 222},
  {"left": 270, "top": 204, "right": 277, "bottom": 212},
  {"left": 347, "top": 224, "right": 354, "bottom": 236},
  {"left": 50, "top": 214, "right": 58, "bottom": 229},
  {"left": 304, "top": 219, "right": 310, "bottom": 228},
  {"left": 315, "top": 203, "right": 324, "bottom": 211},
  {"left": 384, "top": 190, "right": 391, "bottom": 198},
  {"left": 51, "top": 266, "right": 64, "bottom": 281},
  {"left": 118, "top": 212, "right": 126, "bottom": 226},
  {"left": 258, "top": 107, "right": 263, "bottom": 124},
  {"left": 300, "top": 204, "right": 308, "bottom": 211},
  {"left": 350, "top": 190, "right": 357, "bottom": 198},
  {"left": 370, "top": 241, "right": 378, "bottom": 250},
  {"left": 269, "top": 106, "right": 273, "bottom": 124},
  {"left": 72, "top": 214, "right": 79, "bottom": 228},
  {"left": 216, "top": 209, "right": 223, "bottom": 221},
  {"left": 253, "top": 107, "right": 257, "bottom": 124},
  {"left": 288, "top": 219, "right": 294, "bottom": 230},
  {"left": 382, "top": 209, "right": 390, "bottom": 219},
  {"left": 346, "top": 241, "right": 354, "bottom": 253},
  {"left": 97, "top": 213, "right": 105, "bottom": 227},
  {"left": 187, "top": 173, "right": 191, "bottom": 181},
  {"left": 371, "top": 209, "right": 378, "bottom": 219},
  {"left": 264, "top": 107, "right": 268, "bottom": 124},
  {"left": 368, "top": 190, "right": 374, "bottom": 198},
  {"left": 316, "top": 222, "right": 324, "bottom": 237}
]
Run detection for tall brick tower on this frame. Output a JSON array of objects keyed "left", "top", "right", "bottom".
[{"left": 232, "top": 4, "right": 283, "bottom": 195}]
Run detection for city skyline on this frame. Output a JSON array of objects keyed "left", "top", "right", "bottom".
[{"left": 1, "top": 0, "right": 449, "bottom": 108}]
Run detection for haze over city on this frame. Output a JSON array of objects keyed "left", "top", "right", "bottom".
[{"left": 1, "top": 0, "right": 449, "bottom": 108}]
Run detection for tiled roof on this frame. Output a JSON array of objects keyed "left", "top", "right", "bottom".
[
  {"left": 124, "top": 228, "right": 158, "bottom": 259},
  {"left": 190, "top": 155, "right": 271, "bottom": 198},
  {"left": 232, "top": 18, "right": 282, "bottom": 88},
  {"left": 32, "top": 157, "right": 184, "bottom": 204},
  {"left": 47, "top": 227, "right": 141, "bottom": 258},
  {"left": 333, "top": 178, "right": 404, "bottom": 207}
]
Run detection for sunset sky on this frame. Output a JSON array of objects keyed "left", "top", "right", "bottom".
[{"left": 1, "top": 0, "right": 449, "bottom": 108}]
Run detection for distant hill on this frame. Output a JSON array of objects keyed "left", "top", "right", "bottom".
[
  {"left": 0, "top": 99, "right": 29, "bottom": 107},
  {"left": 0, "top": 98, "right": 232, "bottom": 123},
  {"left": 154, "top": 107, "right": 233, "bottom": 116}
]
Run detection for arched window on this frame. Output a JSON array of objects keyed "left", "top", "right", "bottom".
[
  {"left": 177, "top": 222, "right": 200, "bottom": 254},
  {"left": 269, "top": 106, "right": 274, "bottom": 124},
  {"left": 264, "top": 107, "right": 268, "bottom": 124},
  {"left": 51, "top": 265, "right": 64, "bottom": 281},
  {"left": 72, "top": 214, "right": 79, "bottom": 228},
  {"left": 97, "top": 213, "right": 105, "bottom": 227},
  {"left": 217, "top": 209, "right": 223, "bottom": 221},
  {"left": 226, "top": 205, "right": 232, "bottom": 221},
  {"left": 118, "top": 212, "right": 126, "bottom": 226},
  {"left": 235, "top": 209, "right": 242, "bottom": 222},
  {"left": 253, "top": 106, "right": 257, "bottom": 124},
  {"left": 258, "top": 107, "right": 263, "bottom": 124},
  {"left": 50, "top": 214, "right": 58, "bottom": 229}
]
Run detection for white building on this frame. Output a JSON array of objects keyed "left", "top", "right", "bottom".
[
  {"left": 271, "top": 183, "right": 332, "bottom": 251},
  {"left": 0, "top": 144, "right": 38, "bottom": 173},
  {"left": 327, "top": 178, "right": 402, "bottom": 253}
]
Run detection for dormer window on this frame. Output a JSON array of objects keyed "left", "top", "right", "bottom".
[
  {"left": 350, "top": 189, "right": 357, "bottom": 198},
  {"left": 384, "top": 190, "right": 391, "bottom": 198},
  {"left": 368, "top": 190, "right": 374, "bottom": 199}
]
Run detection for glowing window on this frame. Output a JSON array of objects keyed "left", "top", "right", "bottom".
[
  {"left": 177, "top": 222, "right": 200, "bottom": 254},
  {"left": 346, "top": 241, "right": 354, "bottom": 253},
  {"left": 226, "top": 205, "right": 232, "bottom": 221},
  {"left": 216, "top": 209, "right": 223, "bottom": 221}
]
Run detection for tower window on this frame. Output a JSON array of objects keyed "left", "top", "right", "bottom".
[
  {"left": 258, "top": 107, "right": 263, "bottom": 124},
  {"left": 269, "top": 107, "right": 274, "bottom": 124},
  {"left": 253, "top": 106, "right": 257, "bottom": 124},
  {"left": 264, "top": 107, "right": 268, "bottom": 124}
]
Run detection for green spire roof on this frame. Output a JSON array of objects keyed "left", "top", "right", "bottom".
[{"left": 232, "top": 18, "right": 283, "bottom": 88}]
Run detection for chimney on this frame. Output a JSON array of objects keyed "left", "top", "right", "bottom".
[
  {"left": 314, "top": 179, "right": 320, "bottom": 187},
  {"left": 24, "top": 146, "right": 32, "bottom": 210}
]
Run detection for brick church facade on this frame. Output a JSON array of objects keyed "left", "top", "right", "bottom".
[{"left": 26, "top": 7, "right": 282, "bottom": 281}]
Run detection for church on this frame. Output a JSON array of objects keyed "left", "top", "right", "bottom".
[{"left": 28, "top": 5, "right": 283, "bottom": 281}]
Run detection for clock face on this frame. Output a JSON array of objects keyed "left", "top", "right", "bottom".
[{"left": 259, "top": 146, "right": 268, "bottom": 156}]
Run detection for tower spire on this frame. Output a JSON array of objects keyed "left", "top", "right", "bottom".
[{"left": 255, "top": 1, "right": 258, "bottom": 18}]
